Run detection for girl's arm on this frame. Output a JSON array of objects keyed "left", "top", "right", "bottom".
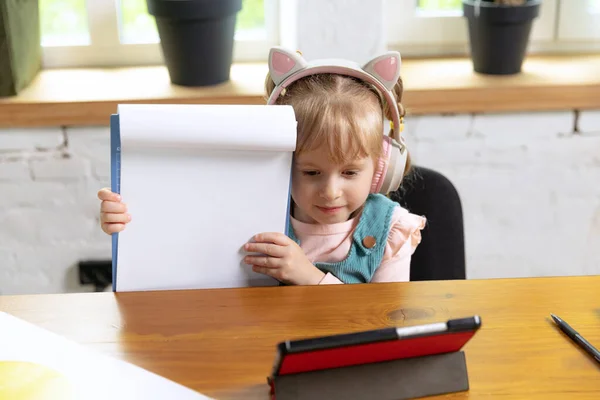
[
  {"left": 372, "top": 207, "right": 425, "bottom": 283},
  {"left": 370, "top": 239, "right": 415, "bottom": 282}
]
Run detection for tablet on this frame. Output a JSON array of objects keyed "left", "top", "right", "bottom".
[{"left": 270, "top": 315, "right": 481, "bottom": 377}]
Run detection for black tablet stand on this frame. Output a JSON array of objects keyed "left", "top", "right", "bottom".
[{"left": 268, "top": 350, "right": 470, "bottom": 400}]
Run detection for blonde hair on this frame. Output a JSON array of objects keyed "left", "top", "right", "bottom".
[{"left": 265, "top": 72, "right": 412, "bottom": 176}]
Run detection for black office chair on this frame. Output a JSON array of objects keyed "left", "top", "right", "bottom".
[{"left": 389, "top": 166, "right": 466, "bottom": 281}]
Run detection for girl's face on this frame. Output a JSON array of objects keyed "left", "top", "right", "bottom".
[{"left": 291, "top": 146, "right": 375, "bottom": 224}]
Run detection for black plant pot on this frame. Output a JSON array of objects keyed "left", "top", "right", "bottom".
[
  {"left": 462, "top": 0, "right": 540, "bottom": 75},
  {"left": 146, "top": 0, "right": 242, "bottom": 86}
]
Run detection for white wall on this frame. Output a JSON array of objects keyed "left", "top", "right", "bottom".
[
  {"left": 404, "top": 110, "right": 600, "bottom": 279},
  {"left": 0, "top": 128, "right": 111, "bottom": 295},
  {"left": 0, "top": 110, "right": 599, "bottom": 294}
]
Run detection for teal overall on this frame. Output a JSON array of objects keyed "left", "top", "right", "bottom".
[{"left": 287, "top": 193, "right": 398, "bottom": 283}]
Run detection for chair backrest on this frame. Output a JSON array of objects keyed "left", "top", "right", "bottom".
[{"left": 389, "top": 166, "right": 466, "bottom": 281}]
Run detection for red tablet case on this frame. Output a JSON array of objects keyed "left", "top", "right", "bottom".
[{"left": 268, "top": 329, "right": 476, "bottom": 400}]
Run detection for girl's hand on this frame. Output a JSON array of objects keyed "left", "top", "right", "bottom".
[
  {"left": 97, "top": 187, "right": 131, "bottom": 235},
  {"left": 243, "top": 232, "right": 325, "bottom": 286}
]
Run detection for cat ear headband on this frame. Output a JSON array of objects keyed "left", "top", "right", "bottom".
[{"left": 266, "top": 46, "right": 404, "bottom": 143}]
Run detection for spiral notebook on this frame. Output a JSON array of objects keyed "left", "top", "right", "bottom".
[{"left": 110, "top": 104, "right": 297, "bottom": 292}]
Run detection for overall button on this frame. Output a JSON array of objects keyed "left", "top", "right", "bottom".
[{"left": 362, "top": 236, "right": 376, "bottom": 249}]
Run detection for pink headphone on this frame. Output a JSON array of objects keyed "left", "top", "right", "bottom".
[{"left": 266, "top": 47, "right": 408, "bottom": 195}]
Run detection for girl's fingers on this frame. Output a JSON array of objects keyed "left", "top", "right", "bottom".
[
  {"left": 98, "top": 188, "right": 121, "bottom": 202},
  {"left": 243, "top": 256, "right": 279, "bottom": 269},
  {"left": 244, "top": 242, "right": 285, "bottom": 257},
  {"left": 101, "top": 222, "right": 126, "bottom": 234},
  {"left": 98, "top": 188, "right": 126, "bottom": 235},
  {"left": 100, "top": 200, "right": 127, "bottom": 213},
  {"left": 252, "top": 232, "right": 291, "bottom": 246},
  {"left": 101, "top": 213, "right": 132, "bottom": 224},
  {"left": 252, "top": 265, "right": 277, "bottom": 277}
]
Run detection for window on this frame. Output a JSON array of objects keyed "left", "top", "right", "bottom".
[
  {"left": 40, "top": 0, "right": 89, "bottom": 46},
  {"left": 118, "top": 0, "right": 269, "bottom": 44},
  {"left": 386, "top": 0, "right": 600, "bottom": 57},
  {"left": 120, "top": 0, "right": 160, "bottom": 45},
  {"left": 557, "top": 0, "right": 600, "bottom": 41},
  {"left": 386, "top": 0, "right": 558, "bottom": 56},
  {"left": 40, "top": 0, "right": 278, "bottom": 68},
  {"left": 417, "top": 0, "right": 462, "bottom": 15},
  {"left": 40, "top": 0, "right": 600, "bottom": 68}
]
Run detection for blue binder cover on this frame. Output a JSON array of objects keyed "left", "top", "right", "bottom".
[{"left": 110, "top": 114, "right": 120, "bottom": 292}]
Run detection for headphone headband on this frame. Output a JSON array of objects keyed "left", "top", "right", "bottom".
[
  {"left": 266, "top": 47, "right": 409, "bottom": 195},
  {"left": 266, "top": 47, "right": 404, "bottom": 143}
]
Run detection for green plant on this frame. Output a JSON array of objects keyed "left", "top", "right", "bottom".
[{"left": 419, "top": 0, "right": 462, "bottom": 9}]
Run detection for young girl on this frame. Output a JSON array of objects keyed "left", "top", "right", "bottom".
[{"left": 98, "top": 47, "right": 425, "bottom": 286}]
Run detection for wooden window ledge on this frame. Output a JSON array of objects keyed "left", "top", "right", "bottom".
[{"left": 1, "top": 54, "right": 599, "bottom": 128}]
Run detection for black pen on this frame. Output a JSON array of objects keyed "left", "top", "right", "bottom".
[{"left": 551, "top": 314, "right": 600, "bottom": 364}]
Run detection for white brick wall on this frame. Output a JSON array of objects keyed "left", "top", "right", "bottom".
[
  {"left": 0, "top": 127, "right": 110, "bottom": 295},
  {"left": 0, "top": 111, "right": 599, "bottom": 294},
  {"left": 0, "top": 128, "right": 64, "bottom": 151},
  {"left": 407, "top": 110, "right": 600, "bottom": 279},
  {"left": 578, "top": 110, "right": 600, "bottom": 133}
]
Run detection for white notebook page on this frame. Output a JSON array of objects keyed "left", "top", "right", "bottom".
[
  {"left": 0, "top": 312, "right": 212, "bottom": 399},
  {"left": 115, "top": 104, "right": 297, "bottom": 291}
]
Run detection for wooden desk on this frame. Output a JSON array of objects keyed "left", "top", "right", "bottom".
[{"left": 1, "top": 276, "right": 599, "bottom": 399}]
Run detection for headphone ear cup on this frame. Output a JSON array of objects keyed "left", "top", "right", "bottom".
[
  {"left": 371, "top": 137, "right": 392, "bottom": 194},
  {"left": 376, "top": 137, "right": 408, "bottom": 195}
]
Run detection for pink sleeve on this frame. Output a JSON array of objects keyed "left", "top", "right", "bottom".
[
  {"left": 318, "top": 273, "right": 344, "bottom": 285},
  {"left": 371, "top": 206, "right": 426, "bottom": 283}
]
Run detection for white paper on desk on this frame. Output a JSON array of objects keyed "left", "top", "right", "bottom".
[
  {"left": 0, "top": 312, "right": 212, "bottom": 399},
  {"left": 115, "top": 104, "right": 296, "bottom": 291}
]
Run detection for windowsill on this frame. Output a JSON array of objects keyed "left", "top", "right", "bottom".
[{"left": 1, "top": 54, "right": 599, "bottom": 128}]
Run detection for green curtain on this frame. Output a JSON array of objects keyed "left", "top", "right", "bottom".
[{"left": 0, "top": 0, "right": 41, "bottom": 97}]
